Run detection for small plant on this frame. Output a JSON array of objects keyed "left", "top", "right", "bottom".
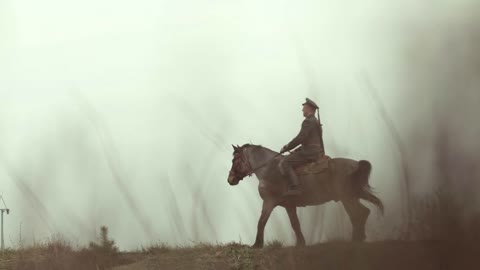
[
  {"left": 265, "top": 240, "right": 284, "bottom": 249},
  {"left": 225, "top": 242, "right": 255, "bottom": 270},
  {"left": 86, "top": 226, "right": 119, "bottom": 269},
  {"left": 46, "top": 233, "right": 73, "bottom": 254},
  {"left": 141, "top": 242, "right": 171, "bottom": 254},
  {"left": 88, "top": 226, "right": 118, "bottom": 254}
]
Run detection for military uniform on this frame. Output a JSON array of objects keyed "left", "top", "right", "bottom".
[{"left": 280, "top": 98, "right": 325, "bottom": 196}]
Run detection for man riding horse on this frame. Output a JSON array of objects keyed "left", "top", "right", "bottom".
[
  {"left": 227, "top": 99, "right": 383, "bottom": 246},
  {"left": 280, "top": 98, "right": 325, "bottom": 196}
]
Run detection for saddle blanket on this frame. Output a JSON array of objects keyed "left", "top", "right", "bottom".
[{"left": 295, "top": 155, "right": 331, "bottom": 175}]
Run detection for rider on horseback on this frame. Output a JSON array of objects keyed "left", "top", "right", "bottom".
[{"left": 280, "top": 98, "right": 325, "bottom": 196}]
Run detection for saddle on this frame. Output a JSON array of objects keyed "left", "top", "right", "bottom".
[{"left": 294, "top": 154, "right": 331, "bottom": 175}]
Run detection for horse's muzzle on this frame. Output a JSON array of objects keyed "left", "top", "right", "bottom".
[{"left": 228, "top": 175, "right": 239, "bottom": 186}]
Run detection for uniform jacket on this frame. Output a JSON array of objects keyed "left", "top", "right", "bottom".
[{"left": 285, "top": 114, "right": 325, "bottom": 157}]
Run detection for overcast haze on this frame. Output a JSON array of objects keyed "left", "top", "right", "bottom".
[{"left": 1, "top": 0, "right": 479, "bottom": 250}]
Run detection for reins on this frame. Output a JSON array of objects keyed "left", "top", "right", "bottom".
[{"left": 243, "top": 147, "right": 282, "bottom": 176}]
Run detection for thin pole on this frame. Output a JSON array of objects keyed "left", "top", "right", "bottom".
[
  {"left": 1, "top": 209, "right": 4, "bottom": 250},
  {"left": 1, "top": 195, "right": 9, "bottom": 251}
]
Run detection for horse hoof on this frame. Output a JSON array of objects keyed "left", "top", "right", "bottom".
[
  {"left": 352, "top": 235, "right": 366, "bottom": 242},
  {"left": 296, "top": 242, "right": 306, "bottom": 248},
  {"left": 251, "top": 243, "right": 263, "bottom": 249}
]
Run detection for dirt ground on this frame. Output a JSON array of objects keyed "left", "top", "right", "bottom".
[
  {"left": 114, "top": 240, "right": 478, "bottom": 270},
  {"left": 2, "top": 240, "right": 479, "bottom": 270}
]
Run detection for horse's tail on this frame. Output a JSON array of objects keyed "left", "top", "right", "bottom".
[{"left": 353, "top": 160, "right": 384, "bottom": 215}]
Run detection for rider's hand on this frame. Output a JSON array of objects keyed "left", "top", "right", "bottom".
[{"left": 280, "top": 145, "right": 288, "bottom": 154}]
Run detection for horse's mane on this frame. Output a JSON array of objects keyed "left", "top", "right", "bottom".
[
  {"left": 241, "top": 143, "right": 278, "bottom": 155},
  {"left": 241, "top": 143, "right": 265, "bottom": 151},
  {"left": 241, "top": 143, "right": 261, "bottom": 148}
]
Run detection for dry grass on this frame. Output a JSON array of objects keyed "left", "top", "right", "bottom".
[
  {"left": 2, "top": 198, "right": 480, "bottom": 270},
  {"left": 118, "top": 239, "right": 480, "bottom": 270},
  {"left": 0, "top": 226, "right": 132, "bottom": 270},
  {"left": 3, "top": 238, "right": 480, "bottom": 270}
]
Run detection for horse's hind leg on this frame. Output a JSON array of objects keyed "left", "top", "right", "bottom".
[
  {"left": 342, "top": 199, "right": 370, "bottom": 242},
  {"left": 286, "top": 206, "right": 306, "bottom": 247}
]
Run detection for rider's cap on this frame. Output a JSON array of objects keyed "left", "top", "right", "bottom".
[{"left": 302, "top": 98, "right": 319, "bottom": 110}]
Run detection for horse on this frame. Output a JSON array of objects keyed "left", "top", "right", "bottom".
[{"left": 227, "top": 143, "right": 384, "bottom": 248}]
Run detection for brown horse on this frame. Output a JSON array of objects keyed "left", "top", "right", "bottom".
[{"left": 227, "top": 144, "right": 383, "bottom": 248}]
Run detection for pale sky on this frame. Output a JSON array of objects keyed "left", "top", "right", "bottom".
[{"left": 0, "top": 0, "right": 479, "bottom": 249}]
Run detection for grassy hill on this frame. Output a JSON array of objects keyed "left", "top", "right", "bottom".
[{"left": 1, "top": 239, "right": 479, "bottom": 270}]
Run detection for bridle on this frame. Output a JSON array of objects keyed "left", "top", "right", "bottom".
[
  {"left": 229, "top": 148, "right": 253, "bottom": 181},
  {"left": 230, "top": 147, "right": 282, "bottom": 181}
]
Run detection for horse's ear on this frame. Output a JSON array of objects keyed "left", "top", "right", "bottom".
[{"left": 232, "top": 144, "right": 237, "bottom": 151}]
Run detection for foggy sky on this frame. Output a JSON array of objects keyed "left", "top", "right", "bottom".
[{"left": 1, "top": 0, "right": 479, "bottom": 249}]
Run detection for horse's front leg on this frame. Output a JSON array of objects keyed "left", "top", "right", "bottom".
[
  {"left": 286, "top": 206, "right": 306, "bottom": 247},
  {"left": 252, "top": 201, "right": 275, "bottom": 248}
]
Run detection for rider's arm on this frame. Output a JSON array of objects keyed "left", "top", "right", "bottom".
[{"left": 284, "top": 118, "right": 314, "bottom": 152}]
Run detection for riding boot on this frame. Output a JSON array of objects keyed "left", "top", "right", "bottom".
[{"left": 284, "top": 167, "right": 302, "bottom": 196}]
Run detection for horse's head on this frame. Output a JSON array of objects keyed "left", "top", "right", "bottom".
[{"left": 227, "top": 144, "right": 252, "bottom": 185}]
